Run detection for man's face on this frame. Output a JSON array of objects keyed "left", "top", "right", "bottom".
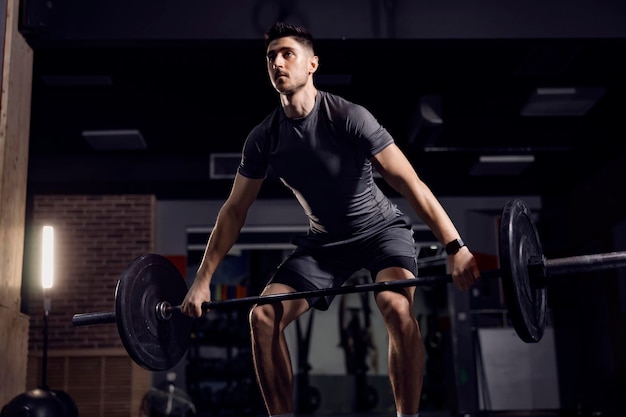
[{"left": 266, "top": 36, "right": 317, "bottom": 94}]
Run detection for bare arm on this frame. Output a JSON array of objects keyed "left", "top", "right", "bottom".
[
  {"left": 181, "top": 173, "right": 264, "bottom": 316},
  {"left": 371, "top": 143, "right": 480, "bottom": 290}
]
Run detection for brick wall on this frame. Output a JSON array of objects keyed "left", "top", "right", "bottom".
[
  {"left": 24, "top": 194, "right": 155, "bottom": 417},
  {"left": 25, "top": 195, "right": 155, "bottom": 351}
]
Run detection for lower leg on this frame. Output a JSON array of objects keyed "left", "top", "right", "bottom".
[
  {"left": 249, "top": 293, "right": 309, "bottom": 415},
  {"left": 388, "top": 312, "right": 424, "bottom": 413},
  {"left": 251, "top": 322, "right": 293, "bottom": 413},
  {"left": 377, "top": 290, "right": 424, "bottom": 414}
]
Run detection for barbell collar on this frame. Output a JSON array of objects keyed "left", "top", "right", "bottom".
[
  {"left": 156, "top": 300, "right": 173, "bottom": 321},
  {"left": 527, "top": 255, "right": 547, "bottom": 289}
]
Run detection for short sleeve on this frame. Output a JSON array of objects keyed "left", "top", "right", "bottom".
[
  {"left": 343, "top": 102, "right": 394, "bottom": 158},
  {"left": 237, "top": 125, "right": 268, "bottom": 179}
]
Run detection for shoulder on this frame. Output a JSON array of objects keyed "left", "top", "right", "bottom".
[
  {"left": 318, "top": 91, "right": 373, "bottom": 123},
  {"left": 248, "top": 107, "right": 282, "bottom": 139},
  {"left": 317, "top": 92, "right": 392, "bottom": 153},
  {"left": 319, "top": 91, "right": 360, "bottom": 111}
]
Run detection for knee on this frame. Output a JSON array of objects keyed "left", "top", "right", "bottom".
[
  {"left": 249, "top": 303, "right": 281, "bottom": 334},
  {"left": 375, "top": 290, "right": 416, "bottom": 329}
]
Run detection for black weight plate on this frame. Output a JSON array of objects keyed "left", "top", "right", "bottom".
[
  {"left": 115, "top": 254, "right": 192, "bottom": 371},
  {"left": 499, "top": 199, "right": 547, "bottom": 343}
]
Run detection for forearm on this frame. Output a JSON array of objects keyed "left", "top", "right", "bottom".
[
  {"left": 374, "top": 145, "right": 478, "bottom": 289},
  {"left": 372, "top": 145, "right": 461, "bottom": 245},
  {"left": 398, "top": 178, "right": 461, "bottom": 245},
  {"left": 196, "top": 202, "right": 247, "bottom": 283}
]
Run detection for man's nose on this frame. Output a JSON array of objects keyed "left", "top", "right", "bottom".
[{"left": 272, "top": 54, "right": 285, "bottom": 68}]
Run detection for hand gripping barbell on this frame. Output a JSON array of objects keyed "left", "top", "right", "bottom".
[{"left": 71, "top": 199, "right": 626, "bottom": 371}]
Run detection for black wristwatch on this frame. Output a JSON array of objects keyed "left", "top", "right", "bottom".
[{"left": 445, "top": 238, "right": 466, "bottom": 255}]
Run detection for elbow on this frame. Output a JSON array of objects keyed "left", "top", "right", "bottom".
[
  {"left": 394, "top": 176, "right": 427, "bottom": 200},
  {"left": 220, "top": 201, "right": 249, "bottom": 227}
]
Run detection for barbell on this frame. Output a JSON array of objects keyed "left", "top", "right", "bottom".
[{"left": 71, "top": 199, "right": 626, "bottom": 371}]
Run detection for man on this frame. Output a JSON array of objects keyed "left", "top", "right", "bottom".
[{"left": 181, "top": 21, "right": 480, "bottom": 417}]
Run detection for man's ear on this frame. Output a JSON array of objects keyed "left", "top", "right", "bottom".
[{"left": 309, "top": 55, "right": 319, "bottom": 74}]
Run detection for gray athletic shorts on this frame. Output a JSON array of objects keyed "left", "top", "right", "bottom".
[{"left": 267, "top": 221, "right": 418, "bottom": 310}]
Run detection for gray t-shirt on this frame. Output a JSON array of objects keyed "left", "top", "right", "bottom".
[{"left": 238, "top": 91, "right": 408, "bottom": 243}]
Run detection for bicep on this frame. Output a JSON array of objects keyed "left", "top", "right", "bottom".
[
  {"left": 371, "top": 143, "right": 420, "bottom": 192},
  {"left": 224, "top": 173, "right": 264, "bottom": 216},
  {"left": 372, "top": 143, "right": 448, "bottom": 232}
]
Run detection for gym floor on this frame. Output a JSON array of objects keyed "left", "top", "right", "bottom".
[
  {"left": 239, "top": 411, "right": 564, "bottom": 417},
  {"left": 215, "top": 411, "right": 578, "bottom": 417},
  {"left": 285, "top": 412, "right": 576, "bottom": 417}
]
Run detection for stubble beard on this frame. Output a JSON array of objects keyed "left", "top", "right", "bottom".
[{"left": 273, "top": 76, "right": 307, "bottom": 97}]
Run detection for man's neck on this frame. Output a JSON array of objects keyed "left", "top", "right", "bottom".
[{"left": 281, "top": 87, "right": 317, "bottom": 119}]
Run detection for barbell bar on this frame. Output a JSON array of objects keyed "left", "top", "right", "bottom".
[{"left": 71, "top": 199, "right": 626, "bottom": 371}]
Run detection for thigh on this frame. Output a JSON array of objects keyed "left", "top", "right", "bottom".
[
  {"left": 363, "top": 224, "right": 418, "bottom": 279},
  {"left": 255, "top": 282, "right": 311, "bottom": 327},
  {"left": 374, "top": 267, "right": 417, "bottom": 313},
  {"left": 375, "top": 266, "right": 417, "bottom": 282},
  {"left": 363, "top": 226, "right": 419, "bottom": 307},
  {"left": 269, "top": 248, "right": 356, "bottom": 311}
]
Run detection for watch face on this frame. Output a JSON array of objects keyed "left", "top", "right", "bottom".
[{"left": 446, "top": 238, "right": 464, "bottom": 255}]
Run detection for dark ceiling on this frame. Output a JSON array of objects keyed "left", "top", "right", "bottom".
[{"left": 21, "top": 4, "right": 626, "bottom": 200}]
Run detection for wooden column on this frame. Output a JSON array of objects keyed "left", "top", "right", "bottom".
[{"left": 0, "top": 0, "right": 34, "bottom": 406}]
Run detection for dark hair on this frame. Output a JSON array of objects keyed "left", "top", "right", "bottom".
[{"left": 264, "top": 22, "right": 315, "bottom": 52}]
